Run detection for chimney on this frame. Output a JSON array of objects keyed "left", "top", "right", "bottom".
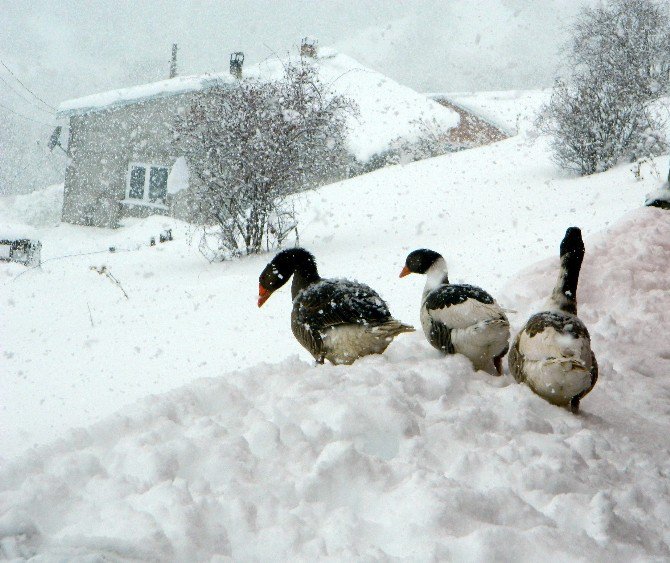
[
  {"left": 300, "top": 37, "right": 317, "bottom": 58},
  {"left": 169, "top": 44, "right": 178, "bottom": 78},
  {"left": 230, "top": 52, "right": 244, "bottom": 79}
]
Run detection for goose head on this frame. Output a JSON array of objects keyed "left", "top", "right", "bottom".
[
  {"left": 258, "top": 248, "right": 319, "bottom": 307},
  {"left": 400, "top": 249, "right": 449, "bottom": 291}
]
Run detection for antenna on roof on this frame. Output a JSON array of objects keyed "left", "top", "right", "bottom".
[
  {"left": 230, "top": 52, "right": 244, "bottom": 79},
  {"left": 169, "top": 44, "right": 178, "bottom": 78},
  {"left": 48, "top": 126, "right": 67, "bottom": 154}
]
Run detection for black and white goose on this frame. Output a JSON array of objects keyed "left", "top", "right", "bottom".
[
  {"left": 258, "top": 248, "right": 414, "bottom": 365},
  {"left": 508, "top": 227, "right": 598, "bottom": 413},
  {"left": 400, "top": 249, "right": 510, "bottom": 375}
]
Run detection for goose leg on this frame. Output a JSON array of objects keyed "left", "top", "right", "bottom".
[
  {"left": 570, "top": 397, "right": 580, "bottom": 414},
  {"left": 493, "top": 354, "right": 504, "bottom": 376}
]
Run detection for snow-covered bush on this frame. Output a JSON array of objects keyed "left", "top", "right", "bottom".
[
  {"left": 538, "top": 0, "right": 670, "bottom": 175},
  {"left": 176, "top": 59, "right": 355, "bottom": 257}
]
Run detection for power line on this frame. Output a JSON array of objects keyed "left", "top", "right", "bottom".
[
  {"left": 0, "top": 59, "right": 57, "bottom": 111},
  {"left": 0, "top": 73, "right": 54, "bottom": 115},
  {"left": 0, "top": 100, "right": 56, "bottom": 127}
]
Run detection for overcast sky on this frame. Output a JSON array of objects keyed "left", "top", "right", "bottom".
[{"left": 1, "top": 0, "right": 592, "bottom": 105}]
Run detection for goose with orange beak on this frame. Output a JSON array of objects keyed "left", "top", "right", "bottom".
[
  {"left": 258, "top": 248, "right": 414, "bottom": 365},
  {"left": 400, "top": 248, "right": 510, "bottom": 375}
]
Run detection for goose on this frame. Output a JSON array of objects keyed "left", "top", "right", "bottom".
[
  {"left": 258, "top": 248, "right": 414, "bottom": 365},
  {"left": 508, "top": 227, "right": 598, "bottom": 413},
  {"left": 400, "top": 249, "right": 510, "bottom": 374}
]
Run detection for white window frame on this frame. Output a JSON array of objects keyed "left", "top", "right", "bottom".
[{"left": 124, "top": 162, "right": 169, "bottom": 207}]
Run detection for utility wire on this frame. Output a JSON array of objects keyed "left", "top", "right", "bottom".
[
  {"left": 0, "top": 100, "right": 56, "bottom": 127},
  {"left": 0, "top": 73, "right": 54, "bottom": 115},
  {"left": 0, "top": 59, "right": 57, "bottom": 111},
  {"left": 10, "top": 248, "right": 134, "bottom": 282}
]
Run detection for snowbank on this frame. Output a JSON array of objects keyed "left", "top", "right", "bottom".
[
  {"left": 1, "top": 208, "right": 669, "bottom": 559},
  {"left": 0, "top": 184, "right": 63, "bottom": 228}
]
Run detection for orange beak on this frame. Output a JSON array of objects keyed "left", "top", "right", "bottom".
[
  {"left": 399, "top": 266, "right": 412, "bottom": 278},
  {"left": 258, "top": 284, "right": 271, "bottom": 307}
]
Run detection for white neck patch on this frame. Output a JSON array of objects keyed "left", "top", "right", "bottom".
[{"left": 424, "top": 257, "right": 449, "bottom": 294}]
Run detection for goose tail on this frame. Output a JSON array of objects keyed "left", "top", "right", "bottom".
[{"left": 368, "top": 319, "right": 416, "bottom": 338}]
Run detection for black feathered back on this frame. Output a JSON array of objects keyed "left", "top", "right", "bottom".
[{"left": 293, "top": 279, "right": 392, "bottom": 331}]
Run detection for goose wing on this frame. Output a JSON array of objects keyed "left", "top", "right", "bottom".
[
  {"left": 293, "top": 278, "right": 392, "bottom": 332},
  {"left": 509, "top": 311, "right": 596, "bottom": 402},
  {"left": 424, "top": 284, "right": 507, "bottom": 329}
]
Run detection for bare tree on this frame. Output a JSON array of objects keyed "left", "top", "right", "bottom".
[
  {"left": 176, "top": 59, "right": 355, "bottom": 258},
  {"left": 538, "top": 0, "right": 670, "bottom": 175}
]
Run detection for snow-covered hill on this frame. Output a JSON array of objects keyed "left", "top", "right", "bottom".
[{"left": 1, "top": 91, "right": 669, "bottom": 559}]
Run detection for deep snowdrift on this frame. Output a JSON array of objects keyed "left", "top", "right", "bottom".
[
  {"left": 0, "top": 183, "right": 63, "bottom": 230},
  {"left": 1, "top": 208, "right": 669, "bottom": 560}
]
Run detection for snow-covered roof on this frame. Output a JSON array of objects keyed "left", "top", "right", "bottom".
[
  {"left": 57, "top": 73, "right": 237, "bottom": 117},
  {"left": 57, "top": 48, "right": 459, "bottom": 161},
  {"left": 252, "top": 49, "right": 459, "bottom": 161}
]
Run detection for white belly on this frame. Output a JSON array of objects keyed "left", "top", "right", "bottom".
[
  {"left": 420, "top": 301, "right": 510, "bottom": 372},
  {"left": 321, "top": 325, "right": 392, "bottom": 365},
  {"left": 517, "top": 327, "right": 593, "bottom": 405},
  {"left": 451, "top": 320, "right": 510, "bottom": 371}
]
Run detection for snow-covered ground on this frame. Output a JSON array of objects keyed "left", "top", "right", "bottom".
[{"left": 2, "top": 91, "right": 669, "bottom": 560}]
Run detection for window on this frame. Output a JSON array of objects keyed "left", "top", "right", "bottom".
[{"left": 126, "top": 163, "right": 168, "bottom": 205}]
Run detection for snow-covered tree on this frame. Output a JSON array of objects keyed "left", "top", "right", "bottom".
[
  {"left": 176, "top": 59, "right": 355, "bottom": 257},
  {"left": 538, "top": 0, "right": 670, "bottom": 175}
]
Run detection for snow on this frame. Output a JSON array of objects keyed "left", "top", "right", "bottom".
[
  {"left": 253, "top": 49, "right": 459, "bottom": 162},
  {"left": 445, "top": 89, "right": 550, "bottom": 134},
  {"left": 645, "top": 185, "right": 670, "bottom": 206},
  {"left": 57, "top": 73, "right": 237, "bottom": 116},
  {"left": 2, "top": 91, "right": 670, "bottom": 559},
  {"left": 0, "top": 183, "right": 63, "bottom": 229},
  {"left": 57, "top": 49, "right": 459, "bottom": 163},
  {"left": 166, "top": 157, "right": 190, "bottom": 195}
]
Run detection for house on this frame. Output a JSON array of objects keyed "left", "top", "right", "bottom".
[
  {"left": 57, "top": 73, "right": 237, "bottom": 228},
  {"left": 56, "top": 46, "right": 459, "bottom": 228},
  {"left": 428, "top": 95, "right": 508, "bottom": 149}
]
